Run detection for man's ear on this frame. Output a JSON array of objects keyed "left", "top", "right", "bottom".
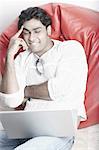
[{"left": 47, "top": 25, "right": 51, "bottom": 36}]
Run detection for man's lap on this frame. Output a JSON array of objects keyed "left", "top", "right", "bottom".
[
  {"left": 0, "top": 130, "right": 74, "bottom": 150},
  {"left": 15, "top": 136, "right": 74, "bottom": 150}
]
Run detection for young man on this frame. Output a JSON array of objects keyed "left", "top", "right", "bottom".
[{"left": 0, "top": 7, "right": 88, "bottom": 150}]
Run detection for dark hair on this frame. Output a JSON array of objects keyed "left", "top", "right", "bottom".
[{"left": 18, "top": 7, "right": 52, "bottom": 29}]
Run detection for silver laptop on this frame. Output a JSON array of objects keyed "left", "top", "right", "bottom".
[{"left": 0, "top": 109, "right": 77, "bottom": 139}]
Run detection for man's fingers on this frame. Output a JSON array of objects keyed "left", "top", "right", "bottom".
[
  {"left": 18, "top": 38, "right": 28, "bottom": 50},
  {"left": 14, "top": 26, "right": 24, "bottom": 38}
]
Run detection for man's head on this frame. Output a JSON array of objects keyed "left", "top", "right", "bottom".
[
  {"left": 18, "top": 7, "right": 52, "bottom": 30},
  {"left": 18, "top": 7, "right": 53, "bottom": 56}
]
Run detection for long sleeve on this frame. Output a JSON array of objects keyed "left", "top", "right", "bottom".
[
  {"left": 0, "top": 52, "right": 26, "bottom": 108},
  {"left": 48, "top": 40, "right": 88, "bottom": 120}
]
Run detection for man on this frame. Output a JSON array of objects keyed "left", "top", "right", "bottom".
[{"left": 0, "top": 7, "right": 88, "bottom": 150}]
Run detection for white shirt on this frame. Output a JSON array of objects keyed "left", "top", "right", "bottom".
[{"left": 0, "top": 40, "right": 88, "bottom": 121}]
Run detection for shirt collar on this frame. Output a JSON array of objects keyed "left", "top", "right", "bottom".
[{"left": 33, "top": 39, "right": 59, "bottom": 61}]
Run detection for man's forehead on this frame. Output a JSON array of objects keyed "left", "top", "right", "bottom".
[
  {"left": 23, "top": 18, "right": 43, "bottom": 27},
  {"left": 23, "top": 19, "right": 45, "bottom": 32}
]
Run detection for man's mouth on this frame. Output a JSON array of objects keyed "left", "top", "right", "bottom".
[{"left": 28, "top": 42, "right": 39, "bottom": 46}]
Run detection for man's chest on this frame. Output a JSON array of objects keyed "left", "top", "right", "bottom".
[{"left": 25, "top": 60, "right": 58, "bottom": 85}]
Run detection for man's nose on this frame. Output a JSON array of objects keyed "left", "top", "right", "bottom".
[{"left": 29, "top": 32, "right": 36, "bottom": 42}]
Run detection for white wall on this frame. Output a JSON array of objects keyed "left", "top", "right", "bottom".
[{"left": 0, "top": 0, "right": 99, "bottom": 33}]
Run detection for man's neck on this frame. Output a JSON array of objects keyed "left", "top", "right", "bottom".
[{"left": 36, "top": 39, "right": 54, "bottom": 57}]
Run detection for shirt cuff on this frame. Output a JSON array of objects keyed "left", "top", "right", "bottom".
[{"left": 0, "top": 88, "right": 24, "bottom": 108}]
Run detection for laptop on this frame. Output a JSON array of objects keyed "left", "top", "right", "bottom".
[{"left": 0, "top": 109, "right": 77, "bottom": 139}]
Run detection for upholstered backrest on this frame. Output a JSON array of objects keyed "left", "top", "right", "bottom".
[{"left": 0, "top": 3, "right": 99, "bottom": 128}]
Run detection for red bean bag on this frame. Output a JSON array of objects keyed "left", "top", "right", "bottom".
[{"left": 0, "top": 3, "right": 99, "bottom": 128}]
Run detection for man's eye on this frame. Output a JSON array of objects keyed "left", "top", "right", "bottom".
[{"left": 35, "top": 30, "right": 41, "bottom": 33}]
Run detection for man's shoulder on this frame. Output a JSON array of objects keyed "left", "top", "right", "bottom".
[
  {"left": 51, "top": 39, "right": 85, "bottom": 58},
  {"left": 53, "top": 39, "right": 83, "bottom": 49},
  {"left": 60, "top": 40, "right": 83, "bottom": 48},
  {"left": 57, "top": 40, "right": 85, "bottom": 57}
]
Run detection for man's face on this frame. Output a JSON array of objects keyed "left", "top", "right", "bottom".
[{"left": 22, "top": 18, "right": 51, "bottom": 56}]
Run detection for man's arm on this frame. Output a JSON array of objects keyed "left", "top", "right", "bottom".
[
  {"left": 0, "top": 27, "right": 28, "bottom": 108},
  {"left": 0, "top": 26, "right": 27, "bottom": 94},
  {"left": 0, "top": 56, "right": 19, "bottom": 93},
  {"left": 24, "top": 81, "right": 51, "bottom": 100}
]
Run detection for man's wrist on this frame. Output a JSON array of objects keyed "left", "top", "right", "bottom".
[{"left": 6, "top": 53, "right": 14, "bottom": 63}]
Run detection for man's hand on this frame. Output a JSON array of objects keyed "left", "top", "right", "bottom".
[{"left": 7, "top": 26, "right": 28, "bottom": 59}]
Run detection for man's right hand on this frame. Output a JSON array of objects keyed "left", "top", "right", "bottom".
[{"left": 7, "top": 26, "right": 28, "bottom": 59}]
